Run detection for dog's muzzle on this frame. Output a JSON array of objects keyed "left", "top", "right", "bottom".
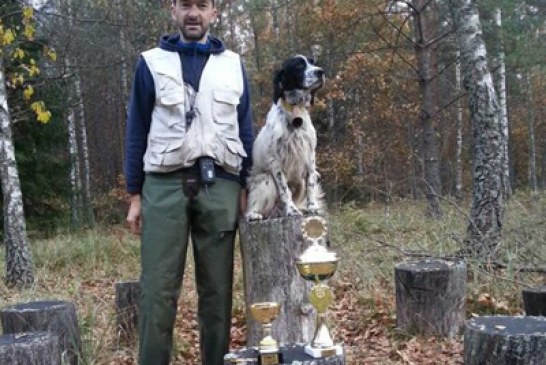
[{"left": 292, "top": 117, "right": 304, "bottom": 128}]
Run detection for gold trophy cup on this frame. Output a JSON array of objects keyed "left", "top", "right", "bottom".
[
  {"left": 250, "top": 302, "right": 283, "bottom": 365},
  {"left": 295, "top": 216, "right": 343, "bottom": 358}
]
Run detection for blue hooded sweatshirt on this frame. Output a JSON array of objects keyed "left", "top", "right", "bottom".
[{"left": 124, "top": 33, "right": 254, "bottom": 194}]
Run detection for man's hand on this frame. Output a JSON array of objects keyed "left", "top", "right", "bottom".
[
  {"left": 239, "top": 188, "right": 248, "bottom": 217},
  {"left": 127, "top": 194, "right": 142, "bottom": 235}
]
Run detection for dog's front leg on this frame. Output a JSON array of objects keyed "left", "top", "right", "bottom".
[
  {"left": 269, "top": 159, "right": 302, "bottom": 217},
  {"left": 305, "top": 166, "right": 321, "bottom": 214}
]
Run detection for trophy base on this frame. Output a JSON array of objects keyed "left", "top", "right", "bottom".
[
  {"left": 304, "top": 344, "right": 343, "bottom": 358},
  {"left": 258, "top": 350, "right": 283, "bottom": 365}
]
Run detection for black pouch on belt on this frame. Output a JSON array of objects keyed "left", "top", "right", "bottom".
[{"left": 199, "top": 157, "right": 215, "bottom": 185}]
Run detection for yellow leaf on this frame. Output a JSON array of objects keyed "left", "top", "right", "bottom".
[
  {"left": 13, "top": 48, "right": 25, "bottom": 60},
  {"left": 22, "top": 7, "right": 34, "bottom": 20},
  {"left": 37, "top": 109, "right": 52, "bottom": 123},
  {"left": 45, "top": 48, "right": 57, "bottom": 62},
  {"left": 23, "top": 24, "right": 35, "bottom": 40},
  {"left": 23, "top": 85, "right": 34, "bottom": 100},
  {"left": 2, "top": 29, "right": 16, "bottom": 45}
]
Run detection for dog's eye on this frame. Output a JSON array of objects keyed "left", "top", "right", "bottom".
[{"left": 307, "top": 57, "right": 315, "bottom": 65}]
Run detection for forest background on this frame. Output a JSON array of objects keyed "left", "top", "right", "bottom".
[{"left": 0, "top": 0, "right": 545, "bottom": 364}]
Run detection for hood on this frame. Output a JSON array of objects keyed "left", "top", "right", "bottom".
[{"left": 159, "top": 33, "right": 226, "bottom": 55}]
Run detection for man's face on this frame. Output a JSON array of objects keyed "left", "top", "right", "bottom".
[{"left": 172, "top": 0, "right": 217, "bottom": 43}]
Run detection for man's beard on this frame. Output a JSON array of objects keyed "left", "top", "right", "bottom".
[{"left": 181, "top": 23, "right": 207, "bottom": 42}]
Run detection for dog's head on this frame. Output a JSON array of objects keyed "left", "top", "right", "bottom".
[{"left": 273, "top": 55, "right": 325, "bottom": 106}]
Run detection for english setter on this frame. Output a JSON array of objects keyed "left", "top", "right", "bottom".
[{"left": 246, "top": 55, "right": 325, "bottom": 220}]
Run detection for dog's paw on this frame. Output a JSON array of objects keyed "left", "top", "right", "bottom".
[
  {"left": 305, "top": 201, "right": 321, "bottom": 214},
  {"left": 285, "top": 204, "right": 303, "bottom": 217},
  {"left": 245, "top": 211, "right": 263, "bottom": 221}
]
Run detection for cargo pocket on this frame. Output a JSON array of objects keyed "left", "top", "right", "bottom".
[
  {"left": 212, "top": 89, "right": 239, "bottom": 127},
  {"left": 147, "top": 137, "right": 184, "bottom": 168},
  {"left": 157, "top": 73, "right": 186, "bottom": 130},
  {"left": 223, "top": 137, "right": 247, "bottom": 174}
]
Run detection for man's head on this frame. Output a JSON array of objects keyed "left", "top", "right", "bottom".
[{"left": 172, "top": 0, "right": 217, "bottom": 43}]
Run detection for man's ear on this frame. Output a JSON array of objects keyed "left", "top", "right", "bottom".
[{"left": 273, "top": 69, "right": 284, "bottom": 103}]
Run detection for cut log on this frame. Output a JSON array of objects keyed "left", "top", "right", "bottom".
[
  {"left": 522, "top": 285, "right": 546, "bottom": 316},
  {"left": 0, "top": 332, "right": 60, "bottom": 365},
  {"left": 224, "top": 344, "right": 345, "bottom": 365},
  {"left": 395, "top": 259, "right": 466, "bottom": 338},
  {"left": 1, "top": 300, "right": 81, "bottom": 365},
  {"left": 239, "top": 217, "right": 315, "bottom": 347},
  {"left": 114, "top": 280, "right": 141, "bottom": 342},
  {"left": 464, "top": 315, "right": 546, "bottom": 365}
]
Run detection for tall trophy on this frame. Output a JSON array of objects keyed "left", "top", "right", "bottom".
[
  {"left": 295, "top": 216, "right": 343, "bottom": 358},
  {"left": 250, "top": 302, "right": 283, "bottom": 365}
]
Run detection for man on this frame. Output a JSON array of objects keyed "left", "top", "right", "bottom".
[{"left": 124, "top": 0, "right": 253, "bottom": 364}]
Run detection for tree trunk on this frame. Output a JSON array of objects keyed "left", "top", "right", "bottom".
[
  {"left": 464, "top": 316, "right": 546, "bottom": 365},
  {"left": 0, "top": 58, "right": 34, "bottom": 288},
  {"left": 115, "top": 280, "right": 141, "bottom": 342},
  {"left": 449, "top": 0, "right": 504, "bottom": 258},
  {"left": 493, "top": 8, "right": 512, "bottom": 199},
  {"left": 0, "top": 332, "right": 60, "bottom": 365},
  {"left": 239, "top": 217, "right": 315, "bottom": 347},
  {"left": 1, "top": 300, "right": 82, "bottom": 365},
  {"left": 522, "top": 286, "right": 546, "bottom": 316},
  {"left": 224, "top": 344, "right": 345, "bottom": 365},
  {"left": 454, "top": 51, "right": 463, "bottom": 200},
  {"left": 395, "top": 259, "right": 466, "bottom": 338},
  {"left": 525, "top": 73, "right": 538, "bottom": 193},
  {"left": 412, "top": 0, "right": 442, "bottom": 218}
]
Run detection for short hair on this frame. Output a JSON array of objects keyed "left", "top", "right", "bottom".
[{"left": 172, "top": 0, "right": 215, "bottom": 6}]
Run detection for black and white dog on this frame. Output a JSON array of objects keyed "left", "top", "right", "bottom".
[{"left": 246, "top": 55, "right": 325, "bottom": 220}]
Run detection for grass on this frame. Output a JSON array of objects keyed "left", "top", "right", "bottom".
[{"left": 0, "top": 192, "right": 545, "bottom": 364}]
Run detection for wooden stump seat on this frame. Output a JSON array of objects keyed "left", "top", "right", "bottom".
[
  {"left": 114, "top": 280, "right": 141, "bottom": 342},
  {"left": 464, "top": 315, "right": 546, "bottom": 365},
  {"left": 0, "top": 332, "right": 60, "bottom": 365},
  {"left": 395, "top": 259, "right": 466, "bottom": 338},
  {"left": 239, "top": 217, "right": 315, "bottom": 347},
  {"left": 223, "top": 344, "right": 345, "bottom": 365},
  {"left": 522, "top": 285, "right": 546, "bottom": 316},
  {"left": 0, "top": 300, "right": 81, "bottom": 365}
]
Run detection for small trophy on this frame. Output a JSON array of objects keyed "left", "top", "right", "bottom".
[
  {"left": 295, "top": 216, "right": 343, "bottom": 358},
  {"left": 250, "top": 302, "right": 283, "bottom": 365}
]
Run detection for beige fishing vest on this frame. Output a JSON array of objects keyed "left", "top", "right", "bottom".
[{"left": 141, "top": 47, "right": 246, "bottom": 175}]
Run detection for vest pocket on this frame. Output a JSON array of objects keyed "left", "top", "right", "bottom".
[
  {"left": 223, "top": 137, "right": 247, "bottom": 173},
  {"left": 147, "top": 137, "right": 184, "bottom": 167},
  {"left": 212, "top": 90, "right": 239, "bottom": 125}
]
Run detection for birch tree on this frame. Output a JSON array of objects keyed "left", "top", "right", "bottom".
[{"left": 448, "top": 0, "right": 504, "bottom": 258}]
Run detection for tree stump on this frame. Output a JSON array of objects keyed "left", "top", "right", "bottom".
[
  {"left": 115, "top": 280, "right": 141, "bottom": 342},
  {"left": 395, "top": 259, "right": 466, "bottom": 338},
  {"left": 239, "top": 217, "right": 315, "bottom": 347},
  {"left": 464, "top": 315, "right": 546, "bottom": 365},
  {"left": 0, "top": 332, "right": 61, "bottom": 365},
  {"left": 1, "top": 300, "right": 81, "bottom": 365},
  {"left": 223, "top": 344, "right": 345, "bottom": 365},
  {"left": 522, "top": 285, "right": 546, "bottom": 316}
]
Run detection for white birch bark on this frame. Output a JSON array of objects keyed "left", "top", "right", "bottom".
[
  {"left": 454, "top": 50, "right": 463, "bottom": 200},
  {"left": 492, "top": 8, "right": 511, "bottom": 198},
  {"left": 449, "top": 0, "right": 504, "bottom": 258},
  {"left": 0, "top": 58, "right": 34, "bottom": 287}
]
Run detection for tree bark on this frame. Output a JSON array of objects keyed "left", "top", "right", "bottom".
[
  {"left": 525, "top": 73, "right": 538, "bottom": 193},
  {"left": 454, "top": 50, "right": 464, "bottom": 201},
  {"left": 0, "top": 58, "right": 34, "bottom": 288},
  {"left": 464, "top": 316, "right": 546, "bottom": 365},
  {"left": 449, "top": 0, "right": 504, "bottom": 258},
  {"left": 522, "top": 286, "right": 546, "bottom": 316},
  {"left": 492, "top": 8, "right": 512, "bottom": 199},
  {"left": 412, "top": 0, "right": 442, "bottom": 218},
  {"left": 115, "top": 280, "right": 141, "bottom": 342},
  {"left": 0, "top": 332, "right": 60, "bottom": 365},
  {"left": 395, "top": 259, "right": 466, "bottom": 338},
  {"left": 1, "top": 300, "right": 82, "bottom": 365},
  {"left": 224, "top": 344, "right": 345, "bottom": 365},
  {"left": 239, "top": 217, "right": 315, "bottom": 347}
]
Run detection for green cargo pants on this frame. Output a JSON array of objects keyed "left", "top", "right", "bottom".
[{"left": 138, "top": 172, "right": 241, "bottom": 365}]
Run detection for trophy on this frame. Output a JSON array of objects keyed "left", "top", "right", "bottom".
[
  {"left": 250, "top": 302, "right": 283, "bottom": 365},
  {"left": 295, "top": 216, "right": 343, "bottom": 358}
]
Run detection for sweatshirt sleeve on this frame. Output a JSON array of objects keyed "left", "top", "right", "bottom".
[
  {"left": 124, "top": 57, "right": 155, "bottom": 194},
  {"left": 237, "top": 61, "right": 254, "bottom": 188}
]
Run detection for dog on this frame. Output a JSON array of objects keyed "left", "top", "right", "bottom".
[{"left": 245, "top": 55, "right": 325, "bottom": 220}]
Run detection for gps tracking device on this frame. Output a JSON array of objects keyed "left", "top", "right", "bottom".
[{"left": 199, "top": 157, "right": 215, "bottom": 185}]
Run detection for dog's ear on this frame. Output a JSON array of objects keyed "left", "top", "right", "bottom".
[
  {"left": 273, "top": 68, "right": 284, "bottom": 103},
  {"left": 309, "top": 90, "right": 316, "bottom": 106}
]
